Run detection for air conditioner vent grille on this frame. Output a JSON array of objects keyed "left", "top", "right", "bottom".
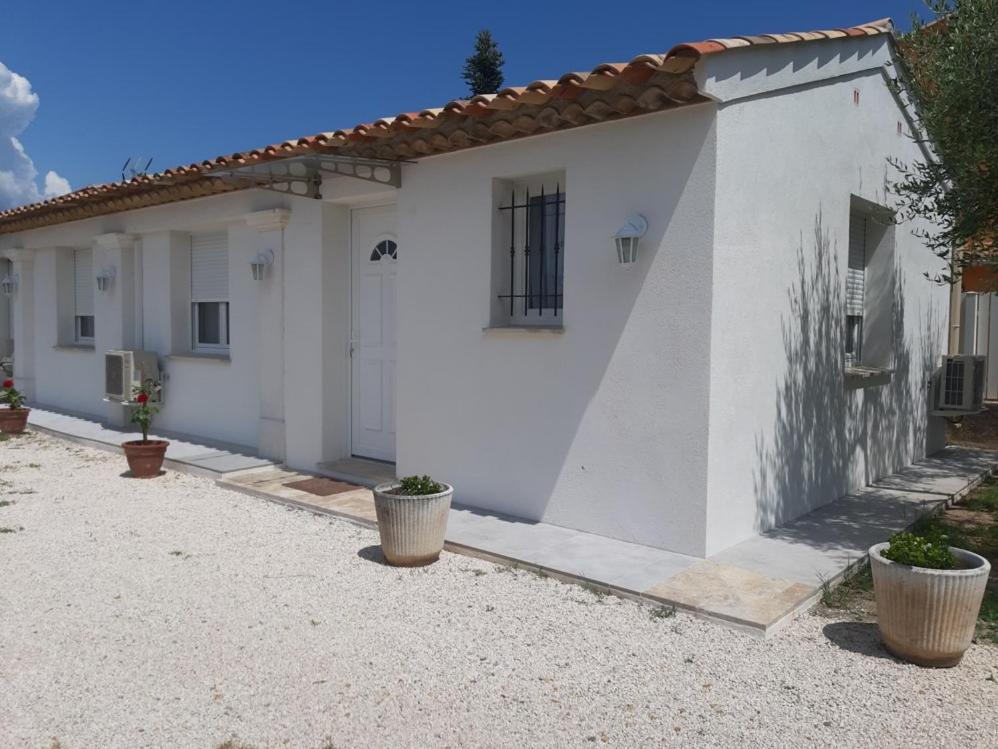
[
  {"left": 105, "top": 353, "right": 125, "bottom": 399},
  {"left": 943, "top": 358, "right": 965, "bottom": 407},
  {"left": 932, "top": 355, "right": 986, "bottom": 415},
  {"left": 103, "top": 350, "right": 160, "bottom": 404}
]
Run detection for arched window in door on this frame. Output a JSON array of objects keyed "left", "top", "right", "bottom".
[{"left": 369, "top": 239, "right": 398, "bottom": 262}]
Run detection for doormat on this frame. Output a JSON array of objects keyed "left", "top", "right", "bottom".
[{"left": 285, "top": 477, "right": 359, "bottom": 497}]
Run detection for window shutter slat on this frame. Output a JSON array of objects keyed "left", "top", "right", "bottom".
[
  {"left": 191, "top": 231, "right": 229, "bottom": 301},
  {"left": 74, "top": 249, "right": 94, "bottom": 316},
  {"left": 846, "top": 216, "right": 866, "bottom": 317}
]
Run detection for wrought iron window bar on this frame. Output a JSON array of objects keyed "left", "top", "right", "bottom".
[{"left": 497, "top": 185, "right": 565, "bottom": 317}]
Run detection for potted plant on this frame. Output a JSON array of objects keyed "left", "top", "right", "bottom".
[
  {"left": 121, "top": 378, "right": 169, "bottom": 479},
  {"left": 869, "top": 530, "right": 990, "bottom": 667},
  {"left": 373, "top": 475, "right": 454, "bottom": 566},
  {"left": 0, "top": 378, "right": 29, "bottom": 434}
]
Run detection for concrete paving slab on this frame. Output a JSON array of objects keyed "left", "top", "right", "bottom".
[
  {"left": 644, "top": 561, "right": 814, "bottom": 630},
  {"left": 872, "top": 446, "right": 997, "bottom": 495},
  {"left": 712, "top": 486, "right": 944, "bottom": 587},
  {"left": 316, "top": 457, "right": 395, "bottom": 488},
  {"left": 28, "top": 406, "right": 275, "bottom": 478},
  {"left": 183, "top": 452, "right": 273, "bottom": 473},
  {"left": 516, "top": 531, "right": 699, "bottom": 593}
]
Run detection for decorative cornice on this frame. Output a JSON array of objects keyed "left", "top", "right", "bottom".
[
  {"left": 1, "top": 249, "right": 33, "bottom": 263},
  {"left": 244, "top": 208, "right": 291, "bottom": 233},
  {"left": 93, "top": 232, "right": 138, "bottom": 252}
]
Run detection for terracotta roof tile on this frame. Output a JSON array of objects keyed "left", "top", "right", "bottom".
[{"left": 0, "top": 17, "right": 893, "bottom": 234}]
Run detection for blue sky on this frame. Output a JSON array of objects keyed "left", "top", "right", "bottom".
[{"left": 0, "top": 0, "right": 930, "bottom": 204}]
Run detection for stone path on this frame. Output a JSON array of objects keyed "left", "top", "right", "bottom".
[
  {"left": 222, "top": 446, "right": 998, "bottom": 634},
  {"left": 27, "top": 405, "right": 998, "bottom": 634}
]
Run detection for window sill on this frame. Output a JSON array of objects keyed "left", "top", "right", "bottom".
[
  {"left": 168, "top": 352, "right": 231, "bottom": 364},
  {"left": 484, "top": 324, "right": 564, "bottom": 336},
  {"left": 845, "top": 366, "right": 892, "bottom": 389},
  {"left": 52, "top": 344, "right": 95, "bottom": 352}
]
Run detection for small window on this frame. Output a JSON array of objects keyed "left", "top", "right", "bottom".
[
  {"left": 369, "top": 240, "right": 398, "bottom": 262},
  {"left": 192, "top": 301, "right": 229, "bottom": 349},
  {"left": 845, "top": 202, "right": 894, "bottom": 372},
  {"left": 74, "top": 249, "right": 95, "bottom": 344},
  {"left": 75, "top": 315, "right": 95, "bottom": 342},
  {"left": 492, "top": 173, "right": 565, "bottom": 326},
  {"left": 845, "top": 213, "right": 866, "bottom": 367},
  {"left": 190, "top": 231, "right": 229, "bottom": 352}
]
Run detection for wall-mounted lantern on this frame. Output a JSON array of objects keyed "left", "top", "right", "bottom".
[
  {"left": 613, "top": 214, "right": 648, "bottom": 265},
  {"left": 96, "top": 266, "right": 117, "bottom": 292},
  {"left": 0, "top": 273, "right": 17, "bottom": 297},
  {"left": 250, "top": 249, "right": 274, "bottom": 281}
]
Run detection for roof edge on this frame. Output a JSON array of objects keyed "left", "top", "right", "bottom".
[{"left": 0, "top": 17, "right": 894, "bottom": 235}]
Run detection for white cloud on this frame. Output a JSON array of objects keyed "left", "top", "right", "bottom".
[
  {"left": 43, "top": 170, "right": 71, "bottom": 198},
  {"left": 0, "top": 61, "right": 70, "bottom": 209}
]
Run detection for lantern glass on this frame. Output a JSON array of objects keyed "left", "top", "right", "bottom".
[
  {"left": 612, "top": 214, "right": 648, "bottom": 266},
  {"left": 615, "top": 236, "right": 639, "bottom": 264},
  {"left": 96, "top": 266, "right": 116, "bottom": 293},
  {"left": 1, "top": 275, "right": 15, "bottom": 296},
  {"left": 250, "top": 249, "right": 274, "bottom": 281}
]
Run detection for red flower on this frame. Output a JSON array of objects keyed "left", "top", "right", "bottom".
[
  {"left": 2, "top": 379, "right": 12, "bottom": 389},
  {"left": 136, "top": 392, "right": 149, "bottom": 404}
]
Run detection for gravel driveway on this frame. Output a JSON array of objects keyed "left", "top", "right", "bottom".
[{"left": 1, "top": 432, "right": 996, "bottom": 749}]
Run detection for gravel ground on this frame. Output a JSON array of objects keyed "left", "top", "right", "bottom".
[{"left": 1, "top": 432, "right": 996, "bottom": 749}]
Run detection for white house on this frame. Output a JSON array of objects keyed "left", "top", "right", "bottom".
[{"left": 0, "top": 18, "right": 950, "bottom": 557}]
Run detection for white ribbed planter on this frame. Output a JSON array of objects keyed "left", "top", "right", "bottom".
[
  {"left": 373, "top": 482, "right": 453, "bottom": 567},
  {"left": 869, "top": 542, "right": 990, "bottom": 667}
]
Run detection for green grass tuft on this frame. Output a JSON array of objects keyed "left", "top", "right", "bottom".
[{"left": 649, "top": 604, "right": 676, "bottom": 621}]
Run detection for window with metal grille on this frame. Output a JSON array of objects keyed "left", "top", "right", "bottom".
[
  {"left": 493, "top": 174, "right": 565, "bottom": 325},
  {"left": 190, "top": 231, "right": 230, "bottom": 351},
  {"left": 74, "top": 248, "right": 95, "bottom": 343}
]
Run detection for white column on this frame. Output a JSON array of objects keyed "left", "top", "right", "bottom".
[
  {"left": 1, "top": 250, "right": 35, "bottom": 400},
  {"left": 93, "top": 233, "right": 137, "bottom": 425},
  {"left": 245, "top": 208, "right": 290, "bottom": 460}
]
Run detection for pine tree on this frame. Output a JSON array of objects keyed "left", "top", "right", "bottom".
[{"left": 462, "top": 30, "right": 505, "bottom": 97}]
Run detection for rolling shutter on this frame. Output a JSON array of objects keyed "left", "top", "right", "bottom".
[
  {"left": 846, "top": 215, "right": 866, "bottom": 316},
  {"left": 74, "top": 249, "right": 94, "bottom": 316},
  {"left": 191, "top": 231, "right": 229, "bottom": 301}
]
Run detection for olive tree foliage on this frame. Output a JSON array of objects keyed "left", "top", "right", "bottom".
[{"left": 888, "top": 0, "right": 998, "bottom": 284}]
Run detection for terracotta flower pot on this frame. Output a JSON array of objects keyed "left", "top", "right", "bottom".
[
  {"left": 870, "top": 542, "right": 990, "bottom": 667},
  {"left": 122, "top": 440, "right": 169, "bottom": 479},
  {"left": 373, "top": 482, "right": 453, "bottom": 566},
  {"left": 0, "top": 407, "right": 30, "bottom": 434}
]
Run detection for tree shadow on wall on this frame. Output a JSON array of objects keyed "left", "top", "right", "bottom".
[
  {"left": 863, "top": 268, "right": 939, "bottom": 485},
  {"left": 751, "top": 213, "right": 931, "bottom": 546}
]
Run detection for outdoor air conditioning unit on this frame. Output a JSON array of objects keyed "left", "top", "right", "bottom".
[
  {"left": 931, "top": 355, "right": 985, "bottom": 415},
  {"left": 105, "top": 350, "right": 161, "bottom": 403}
]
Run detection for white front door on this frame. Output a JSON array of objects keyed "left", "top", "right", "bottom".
[{"left": 351, "top": 205, "right": 397, "bottom": 462}]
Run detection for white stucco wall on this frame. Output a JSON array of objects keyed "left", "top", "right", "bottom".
[
  {"left": 703, "top": 39, "right": 949, "bottom": 554},
  {"left": 0, "top": 176, "right": 389, "bottom": 471},
  {"left": 396, "top": 106, "right": 718, "bottom": 556},
  {"left": 0, "top": 259, "right": 11, "bottom": 358}
]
